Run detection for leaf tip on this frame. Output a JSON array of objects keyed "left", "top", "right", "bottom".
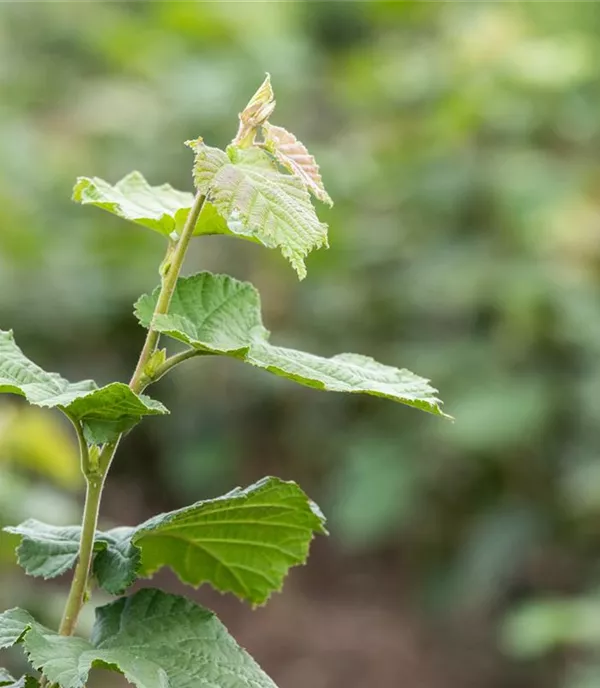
[{"left": 233, "top": 75, "right": 276, "bottom": 147}]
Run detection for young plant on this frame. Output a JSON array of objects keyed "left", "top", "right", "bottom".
[{"left": 0, "top": 76, "right": 448, "bottom": 688}]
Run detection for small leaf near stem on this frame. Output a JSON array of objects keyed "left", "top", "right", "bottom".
[
  {"left": 146, "top": 349, "right": 206, "bottom": 384},
  {"left": 57, "top": 192, "right": 207, "bottom": 639}
]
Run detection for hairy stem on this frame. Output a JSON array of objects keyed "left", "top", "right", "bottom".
[
  {"left": 58, "top": 474, "right": 104, "bottom": 636},
  {"left": 150, "top": 349, "right": 207, "bottom": 384},
  {"left": 129, "top": 193, "right": 206, "bottom": 394},
  {"left": 56, "top": 192, "right": 206, "bottom": 640}
]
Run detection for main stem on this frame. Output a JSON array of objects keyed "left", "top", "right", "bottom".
[
  {"left": 57, "top": 192, "right": 206, "bottom": 637},
  {"left": 57, "top": 474, "right": 103, "bottom": 636}
]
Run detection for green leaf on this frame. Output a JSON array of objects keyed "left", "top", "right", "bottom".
[
  {"left": 72, "top": 172, "right": 193, "bottom": 237},
  {"left": 135, "top": 273, "right": 449, "bottom": 417},
  {"left": 90, "top": 527, "right": 140, "bottom": 594},
  {"left": 0, "top": 330, "right": 168, "bottom": 444},
  {"left": 6, "top": 477, "right": 325, "bottom": 605},
  {"left": 4, "top": 521, "right": 83, "bottom": 579},
  {"left": 0, "top": 669, "right": 15, "bottom": 685},
  {"left": 263, "top": 122, "right": 333, "bottom": 206},
  {"left": 4, "top": 520, "right": 138, "bottom": 594},
  {"left": 72, "top": 171, "right": 236, "bottom": 241},
  {"left": 2, "top": 589, "right": 278, "bottom": 688},
  {"left": 134, "top": 271, "right": 267, "bottom": 356},
  {"left": 0, "top": 608, "right": 34, "bottom": 649},
  {"left": 2, "top": 677, "right": 39, "bottom": 688},
  {"left": 132, "top": 476, "right": 326, "bottom": 604},
  {"left": 186, "top": 140, "right": 328, "bottom": 279}
]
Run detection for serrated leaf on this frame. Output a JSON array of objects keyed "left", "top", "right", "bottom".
[
  {"left": 263, "top": 122, "right": 333, "bottom": 206},
  {"left": 0, "top": 608, "right": 34, "bottom": 649},
  {"left": 187, "top": 141, "right": 328, "bottom": 279},
  {"left": 134, "top": 271, "right": 267, "bottom": 356},
  {"left": 73, "top": 172, "right": 194, "bottom": 237},
  {"left": 3, "top": 520, "right": 138, "bottom": 594},
  {"left": 6, "top": 477, "right": 325, "bottom": 605},
  {"left": 4, "top": 521, "right": 84, "bottom": 579},
  {"left": 0, "top": 330, "right": 168, "bottom": 444},
  {"left": 185, "top": 139, "right": 229, "bottom": 194},
  {"left": 135, "top": 273, "right": 448, "bottom": 417},
  {"left": 90, "top": 527, "right": 140, "bottom": 594},
  {"left": 2, "top": 589, "right": 278, "bottom": 688},
  {"left": 132, "top": 476, "right": 326, "bottom": 604}
]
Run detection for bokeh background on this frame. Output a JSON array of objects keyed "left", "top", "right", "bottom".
[{"left": 2, "top": 2, "right": 600, "bottom": 687}]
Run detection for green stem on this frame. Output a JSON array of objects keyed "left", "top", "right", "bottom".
[
  {"left": 58, "top": 473, "right": 104, "bottom": 636},
  {"left": 66, "top": 415, "right": 92, "bottom": 475},
  {"left": 129, "top": 193, "right": 206, "bottom": 394},
  {"left": 56, "top": 192, "right": 207, "bottom": 639},
  {"left": 150, "top": 349, "right": 207, "bottom": 384}
]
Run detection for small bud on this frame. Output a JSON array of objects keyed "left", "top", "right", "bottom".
[
  {"left": 233, "top": 74, "right": 276, "bottom": 148},
  {"left": 169, "top": 230, "right": 179, "bottom": 242},
  {"left": 144, "top": 348, "right": 167, "bottom": 381}
]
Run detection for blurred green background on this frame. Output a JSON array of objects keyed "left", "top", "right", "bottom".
[{"left": 2, "top": 2, "right": 600, "bottom": 687}]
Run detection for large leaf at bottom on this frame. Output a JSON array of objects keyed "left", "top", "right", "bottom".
[
  {"left": 0, "top": 589, "right": 277, "bottom": 688},
  {"left": 135, "top": 272, "right": 448, "bottom": 417},
  {"left": 0, "top": 330, "right": 167, "bottom": 443},
  {"left": 5, "top": 477, "right": 326, "bottom": 605}
]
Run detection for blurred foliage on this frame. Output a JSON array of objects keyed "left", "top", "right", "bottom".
[
  {"left": 0, "top": 404, "right": 80, "bottom": 490},
  {"left": 2, "top": 2, "right": 600, "bottom": 686}
]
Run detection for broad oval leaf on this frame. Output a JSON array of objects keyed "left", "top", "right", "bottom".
[
  {"left": 0, "top": 330, "right": 168, "bottom": 444},
  {"left": 132, "top": 476, "right": 326, "bottom": 604},
  {"left": 0, "top": 589, "right": 278, "bottom": 688},
  {"left": 5, "top": 477, "right": 326, "bottom": 605},
  {"left": 187, "top": 140, "right": 328, "bottom": 279},
  {"left": 73, "top": 172, "right": 194, "bottom": 237},
  {"left": 263, "top": 122, "right": 333, "bottom": 206},
  {"left": 135, "top": 273, "right": 449, "bottom": 417},
  {"left": 135, "top": 271, "right": 268, "bottom": 356}
]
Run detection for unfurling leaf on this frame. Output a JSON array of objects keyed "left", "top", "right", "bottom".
[
  {"left": 136, "top": 273, "right": 449, "bottom": 416},
  {"left": 0, "top": 330, "right": 168, "bottom": 444},
  {"left": 73, "top": 172, "right": 194, "bottom": 237},
  {"left": 263, "top": 122, "right": 333, "bottom": 206},
  {"left": 0, "top": 589, "right": 278, "bottom": 688},
  {"left": 233, "top": 73, "right": 276, "bottom": 148},
  {"left": 6, "top": 477, "right": 326, "bottom": 605},
  {"left": 186, "top": 141, "right": 328, "bottom": 278}
]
